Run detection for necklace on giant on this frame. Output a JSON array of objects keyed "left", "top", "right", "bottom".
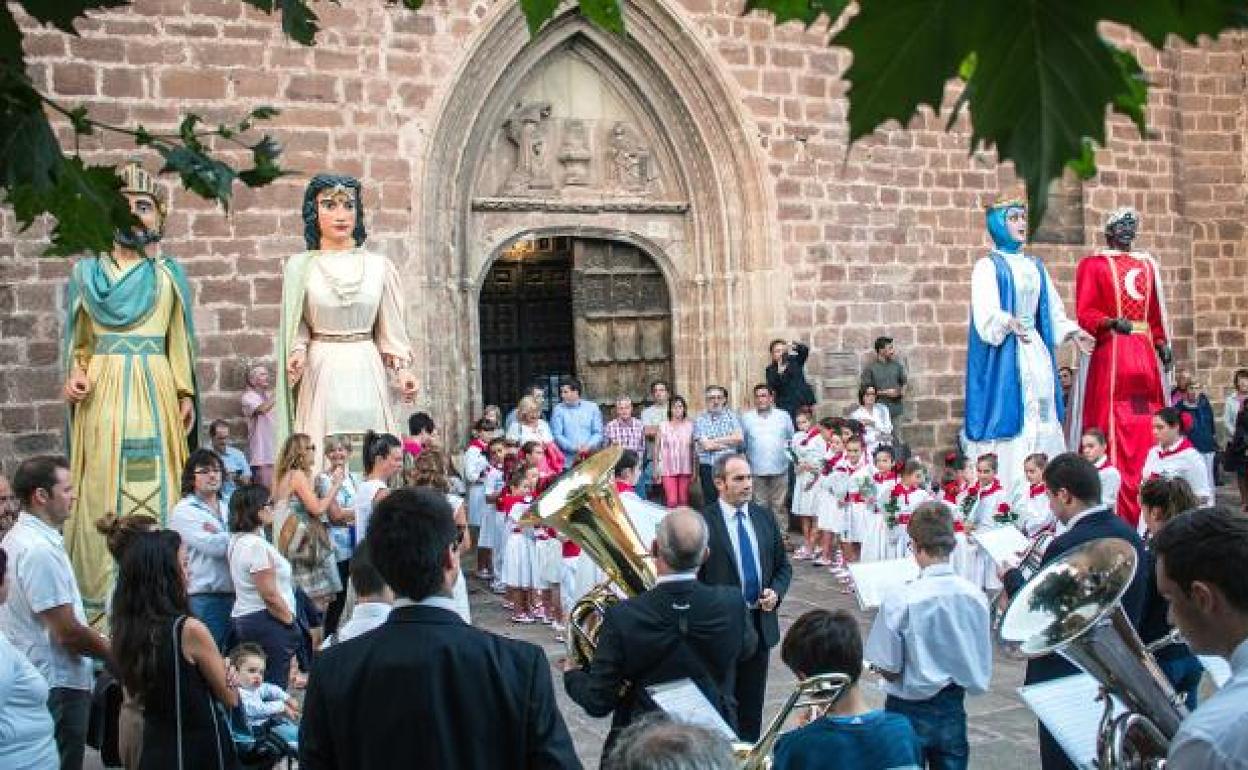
[{"left": 315, "top": 248, "right": 366, "bottom": 304}]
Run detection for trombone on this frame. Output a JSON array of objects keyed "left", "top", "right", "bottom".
[{"left": 733, "top": 673, "right": 853, "bottom": 770}]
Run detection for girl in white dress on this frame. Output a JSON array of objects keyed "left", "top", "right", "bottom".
[
  {"left": 789, "top": 412, "right": 826, "bottom": 560},
  {"left": 500, "top": 465, "right": 540, "bottom": 623},
  {"left": 1080, "top": 428, "right": 1122, "bottom": 513},
  {"left": 965, "top": 453, "right": 1013, "bottom": 591},
  {"left": 476, "top": 438, "right": 508, "bottom": 588},
  {"left": 813, "top": 423, "right": 845, "bottom": 570},
  {"left": 1140, "top": 408, "right": 1214, "bottom": 536},
  {"left": 860, "top": 446, "right": 898, "bottom": 563},
  {"left": 1017, "top": 453, "right": 1055, "bottom": 537},
  {"left": 884, "top": 459, "right": 931, "bottom": 558},
  {"left": 462, "top": 419, "right": 493, "bottom": 531},
  {"left": 835, "top": 436, "right": 872, "bottom": 566}
]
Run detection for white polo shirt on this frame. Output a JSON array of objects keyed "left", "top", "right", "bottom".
[{"left": 0, "top": 513, "right": 93, "bottom": 691}]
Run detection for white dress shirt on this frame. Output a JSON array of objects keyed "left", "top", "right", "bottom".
[
  {"left": 1168, "top": 636, "right": 1248, "bottom": 769},
  {"left": 323, "top": 601, "right": 393, "bottom": 648},
  {"left": 718, "top": 498, "right": 764, "bottom": 604},
  {"left": 169, "top": 494, "right": 234, "bottom": 595},
  {"left": 864, "top": 562, "right": 993, "bottom": 702}
]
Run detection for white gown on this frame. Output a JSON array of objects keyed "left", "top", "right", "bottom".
[{"left": 965, "top": 252, "right": 1081, "bottom": 491}]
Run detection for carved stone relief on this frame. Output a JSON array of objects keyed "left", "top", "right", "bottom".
[
  {"left": 606, "top": 121, "right": 658, "bottom": 195},
  {"left": 558, "top": 119, "right": 592, "bottom": 186},
  {"left": 501, "top": 101, "right": 554, "bottom": 194}
]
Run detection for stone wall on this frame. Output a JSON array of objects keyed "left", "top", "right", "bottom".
[{"left": 2, "top": 0, "right": 1245, "bottom": 471}]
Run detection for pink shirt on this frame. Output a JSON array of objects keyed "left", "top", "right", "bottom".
[
  {"left": 240, "top": 389, "right": 276, "bottom": 465},
  {"left": 658, "top": 420, "right": 694, "bottom": 477}
]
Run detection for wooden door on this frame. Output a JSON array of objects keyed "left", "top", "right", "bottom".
[
  {"left": 571, "top": 239, "right": 673, "bottom": 404},
  {"left": 479, "top": 239, "right": 575, "bottom": 411}
]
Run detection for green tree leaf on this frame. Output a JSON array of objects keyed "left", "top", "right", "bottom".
[
  {"left": 0, "top": 77, "right": 61, "bottom": 193},
  {"left": 240, "top": 0, "right": 322, "bottom": 45},
  {"left": 577, "top": 0, "right": 624, "bottom": 34},
  {"left": 1094, "top": 0, "right": 1248, "bottom": 47},
  {"left": 520, "top": 0, "right": 561, "bottom": 35},
  {"left": 833, "top": 0, "right": 975, "bottom": 143},
  {"left": 741, "top": 0, "right": 848, "bottom": 28},
  {"left": 8, "top": 159, "right": 132, "bottom": 256},
  {"left": 154, "top": 145, "right": 238, "bottom": 209},
  {"left": 15, "top": 0, "right": 129, "bottom": 38}
]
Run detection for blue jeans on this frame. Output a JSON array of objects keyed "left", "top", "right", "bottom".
[
  {"left": 48, "top": 687, "right": 91, "bottom": 770},
  {"left": 886, "top": 685, "right": 969, "bottom": 770},
  {"left": 637, "top": 462, "right": 653, "bottom": 499},
  {"left": 233, "top": 610, "right": 301, "bottom": 686},
  {"left": 190, "top": 592, "right": 235, "bottom": 652},
  {"left": 1158, "top": 654, "right": 1204, "bottom": 712}
]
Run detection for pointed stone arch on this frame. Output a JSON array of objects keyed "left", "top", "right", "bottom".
[{"left": 413, "top": 0, "right": 777, "bottom": 425}]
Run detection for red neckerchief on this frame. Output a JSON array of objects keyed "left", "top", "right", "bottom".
[
  {"left": 1029, "top": 483, "right": 1046, "bottom": 498},
  {"left": 799, "top": 427, "right": 820, "bottom": 446},
  {"left": 873, "top": 470, "right": 897, "bottom": 485},
  {"left": 941, "top": 480, "right": 962, "bottom": 504},
  {"left": 1157, "top": 438, "right": 1194, "bottom": 460},
  {"left": 976, "top": 479, "right": 1003, "bottom": 497},
  {"left": 822, "top": 451, "right": 843, "bottom": 475},
  {"left": 614, "top": 480, "right": 633, "bottom": 494},
  {"left": 891, "top": 483, "right": 918, "bottom": 504},
  {"left": 468, "top": 438, "right": 488, "bottom": 452}
]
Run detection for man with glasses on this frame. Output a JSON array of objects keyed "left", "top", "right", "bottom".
[
  {"left": 693, "top": 386, "right": 744, "bottom": 505},
  {"left": 0, "top": 456, "right": 112, "bottom": 770},
  {"left": 301, "top": 487, "right": 579, "bottom": 767},
  {"left": 170, "top": 448, "right": 235, "bottom": 651}
]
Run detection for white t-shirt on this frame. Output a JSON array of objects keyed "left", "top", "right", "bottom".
[
  {"left": 228, "top": 532, "right": 296, "bottom": 619},
  {"left": 0, "top": 630, "right": 59, "bottom": 767},
  {"left": 0, "top": 514, "right": 93, "bottom": 691},
  {"left": 354, "top": 479, "right": 389, "bottom": 543}
]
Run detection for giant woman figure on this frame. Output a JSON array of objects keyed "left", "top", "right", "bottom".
[
  {"left": 276, "top": 174, "right": 417, "bottom": 469},
  {"left": 62, "top": 161, "right": 199, "bottom": 620}
]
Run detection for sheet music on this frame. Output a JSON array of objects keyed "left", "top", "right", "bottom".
[
  {"left": 972, "top": 526, "right": 1030, "bottom": 566},
  {"left": 645, "top": 678, "right": 739, "bottom": 741},
  {"left": 847, "top": 557, "right": 920, "bottom": 610},
  {"left": 1019, "top": 674, "right": 1125, "bottom": 770},
  {"left": 1198, "top": 655, "right": 1232, "bottom": 688}
]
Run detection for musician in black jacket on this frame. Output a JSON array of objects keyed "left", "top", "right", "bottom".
[
  {"left": 1001, "top": 452, "right": 1147, "bottom": 770},
  {"left": 563, "top": 508, "right": 757, "bottom": 761},
  {"left": 698, "top": 453, "right": 793, "bottom": 742},
  {"left": 299, "top": 487, "right": 580, "bottom": 770}
]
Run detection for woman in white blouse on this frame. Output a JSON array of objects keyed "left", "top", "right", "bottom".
[
  {"left": 505, "top": 395, "right": 554, "bottom": 446},
  {"left": 0, "top": 548, "right": 59, "bottom": 769},
  {"left": 228, "top": 484, "right": 300, "bottom": 686},
  {"left": 850, "top": 385, "right": 893, "bottom": 454}
]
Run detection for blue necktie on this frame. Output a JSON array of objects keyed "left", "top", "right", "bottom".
[{"left": 736, "top": 507, "right": 761, "bottom": 607}]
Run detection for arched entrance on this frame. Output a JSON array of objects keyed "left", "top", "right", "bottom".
[{"left": 478, "top": 234, "right": 673, "bottom": 409}]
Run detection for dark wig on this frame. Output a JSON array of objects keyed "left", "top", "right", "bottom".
[
  {"left": 301, "top": 173, "right": 367, "bottom": 250},
  {"left": 111, "top": 530, "right": 189, "bottom": 704}
]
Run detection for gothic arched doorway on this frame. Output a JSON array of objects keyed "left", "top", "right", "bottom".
[{"left": 478, "top": 235, "right": 673, "bottom": 410}]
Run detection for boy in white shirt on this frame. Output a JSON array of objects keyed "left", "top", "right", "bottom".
[{"left": 230, "top": 643, "right": 300, "bottom": 747}]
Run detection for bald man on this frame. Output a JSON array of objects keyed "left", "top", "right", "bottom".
[{"left": 563, "top": 508, "right": 757, "bottom": 761}]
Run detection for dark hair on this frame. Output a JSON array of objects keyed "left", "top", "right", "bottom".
[
  {"left": 857, "top": 384, "right": 878, "bottom": 405},
  {"left": 94, "top": 513, "right": 158, "bottom": 561},
  {"left": 487, "top": 436, "right": 506, "bottom": 451},
  {"left": 407, "top": 412, "right": 435, "bottom": 437},
  {"left": 1155, "top": 406, "right": 1183, "bottom": 429},
  {"left": 520, "top": 440, "right": 543, "bottom": 458},
  {"left": 614, "top": 449, "right": 640, "bottom": 477},
  {"left": 1082, "top": 427, "right": 1109, "bottom": 446},
  {"left": 873, "top": 336, "right": 893, "bottom": 352},
  {"left": 712, "top": 452, "right": 748, "bottom": 480},
  {"left": 228, "top": 642, "right": 266, "bottom": 668},
  {"left": 844, "top": 434, "right": 863, "bottom": 448},
  {"left": 1154, "top": 506, "right": 1248, "bottom": 613},
  {"left": 12, "top": 455, "right": 69, "bottom": 507},
  {"left": 873, "top": 445, "right": 895, "bottom": 462},
  {"left": 0, "top": 548, "right": 6, "bottom": 588},
  {"left": 1059, "top": 365, "right": 1075, "bottom": 376},
  {"left": 908, "top": 502, "right": 956, "bottom": 557},
  {"left": 781, "top": 609, "right": 863, "bottom": 683},
  {"left": 208, "top": 419, "right": 230, "bottom": 438},
  {"left": 975, "top": 453, "right": 999, "bottom": 473},
  {"left": 1043, "top": 452, "right": 1101, "bottom": 505},
  {"left": 1139, "top": 476, "right": 1199, "bottom": 525},
  {"left": 649, "top": 380, "right": 670, "bottom": 395},
  {"left": 559, "top": 376, "right": 583, "bottom": 395},
  {"left": 301, "top": 173, "right": 367, "bottom": 250},
  {"left": 365, "top": 487, "right": 456, "bottom": 602},
  {"left": 472, "top": 417, "right": 493, "bottom": 433},
  {"left": 900, "top": 458, "right": 924, "bottom": 478},
  {"left": 508, "top": 463, "right": 534, "bottom": 490},
  {"left": 363, "top": 430, "right": 402, "bottom": 474},
  {"left": 229, "top": 483, "right": 270, "bottom": 533},
  {"left": 667, "top": 395, "right": 688, "bottom": 421},
  {"left": 112, "top": 530, "right": 189, "bottom": 704},
  {"left": 753, "top": 382, "right": 774, "bottom": 397},
  {"left": 1234, "top": 368, "right": 1248, "bottom": 387},
  {"left": 842, "top": 419, "right": 863, "bottom": 437},
  {"left": 348, "top": 542, "right": 389, "bottom": 598},
  {"left": 818, "top": 416, "right": 841, "bottom": 431},
  {"left": 1024, "top": 453, "right": 1048, "bottom": 471},
  {"left": 180, "top": 448, "right": 224, "bottom": 497}
]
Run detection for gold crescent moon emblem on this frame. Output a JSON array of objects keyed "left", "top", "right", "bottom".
[{"left": 1124, "top": 267, "right": 1145, "bottom": 302}]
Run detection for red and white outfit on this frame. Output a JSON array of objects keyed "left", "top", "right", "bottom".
[
  {"left": 814, "top": 450, "right": 845, "bottom": 535},
  {"left": 1072, "top": 249, "right": 1171, "bottom": 528},
  {"left": 1018, "top": 481, "right": 1055, "bottom": 538},
  {"left": 1140, "top": 438, "right": 1213, "bottom": 535},
  {"left": 463, "top": 439, "right": 491, "bottom": 528},
  {"left": 790, "top": 429, "right": 827, "bottom": 519},
  {"left": 1091, "top": 455, "right": 1122, "bottom": 515},
  {"left": 860, "top": 470, "right": 897, "bottom": 562},
  {"left": 499, "top": 493, "right": 537, "bottom": 590},
  {"left": 838, "top": 460, "right": 874, "bottom": 543},
  {"left": 967, "top": 479, "right": 1013, "bottom": 591},
  {"left": 885, "top": 483, "right": 931, "bottom": 559}
]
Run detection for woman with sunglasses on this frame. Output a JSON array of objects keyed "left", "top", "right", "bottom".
[{"left": 228, "top": 484, "right": 300, "bottom": 687}]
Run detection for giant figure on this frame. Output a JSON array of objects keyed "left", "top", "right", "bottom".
[
  {"left": 963, "top": 196, "right": 1094, "bottom": 491},
  {"left": 276, "top": 174, "right": 417, "bottom": 469},
  {"left": 62, "top": 161, "right": 199, "bottom": 620},
  {"left": 1068, "top": 208, "right": 1172, "bottom": 527}
]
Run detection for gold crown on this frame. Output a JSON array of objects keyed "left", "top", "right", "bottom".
[
  {"left": 982, "top": 190, "right": 1026, "bottom": 212},
  {"left": 315, "top": 183, "right": 357, "bottom": 203},
  {"left": 118, "top": 160, "right": 166, "bottom": 213}
]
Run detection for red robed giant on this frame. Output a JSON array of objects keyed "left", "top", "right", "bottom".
[{"left": 1074, "top": 249, "right": 1169, "bottom": 527}]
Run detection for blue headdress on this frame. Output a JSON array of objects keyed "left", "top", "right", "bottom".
[{"left": 985, "top": 196, "right": 1026, "bottom": 253}]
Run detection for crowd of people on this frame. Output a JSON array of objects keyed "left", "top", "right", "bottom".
[{"left": 2, "top": 325, "right": 1248, "bottom": 770}]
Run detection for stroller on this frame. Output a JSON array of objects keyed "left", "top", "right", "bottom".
[{"left": 227, "top": 702, "right": 299, "bottom": 770}]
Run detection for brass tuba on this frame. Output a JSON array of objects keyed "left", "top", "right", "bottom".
[
  {"left": 733, "top": 673, "right": 853, "bottom": 769},
  {"left": 991, "top": 525, "right": 1057, "bottom": 659},
  {"left": 531, "top": 446, "right": 657, "bottom": 667},
  {"left": 999, "top": 538, "right": 1187, "bottom": 769}
]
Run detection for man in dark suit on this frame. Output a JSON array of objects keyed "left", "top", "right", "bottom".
[
  {"left": 299, "top": 488, "right": 580, "bottom": 770},
  {"left": 1001, "top": 452, "right": 1147, "bottom": 770},
  {"left": 697, "top": 453, "right": 793, "bottom": 742},
  {"left": 563, "top": 508, "right": 757, "bottom": 761}
]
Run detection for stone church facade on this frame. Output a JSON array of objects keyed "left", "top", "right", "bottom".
[{"left": 1, "top": 0, "right": 1246, "bottom": 466}]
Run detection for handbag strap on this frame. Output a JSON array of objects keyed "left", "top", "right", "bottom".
[{"left": 171, "top": 615, "right": 186, "bottom": 770}]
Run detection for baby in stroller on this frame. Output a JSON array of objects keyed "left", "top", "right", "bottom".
[{"left": 228, "top": 643, "right": 299, "bottom": 767}]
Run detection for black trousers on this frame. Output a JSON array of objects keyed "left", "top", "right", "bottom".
[
  {"left": 734, "top": 627, "right": 770, "bottom": 742},
  {"left": 699, "top": 464, "right": 718, "bottom": 506}
]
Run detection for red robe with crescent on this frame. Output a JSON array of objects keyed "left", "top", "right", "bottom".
[{"left": 1075, "top": 251, "right": 1168, "bottom": 527}]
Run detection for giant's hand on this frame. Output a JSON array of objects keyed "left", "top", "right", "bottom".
[
  {"left": 63, "top": 369, "right": 91, "bottom": 404},
  {"left": 179, "top": 397, "right": 195, "bottom": 431},
  {"left": 286, "top": 349, "right": 306, "bottom": 385},
  {"left": 1006, "top": 317, "right": 1031, "bottom": 343}
]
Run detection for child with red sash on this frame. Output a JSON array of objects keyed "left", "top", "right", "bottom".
[
  {"left": 860, "top": 446, "right": 898, "bottom": 562},
  {"left": 883, "top": 459, "right": 931, "bottom": 559},
  {"left": 836, "top": 435, "right": 873, "bottom": 567},
  {"left": 814, "top": 420, "right": 846, "bottom": 571},
  {"left": 1140, "top": 407, "right": 1214, "bottom": 535},
  {"left": 790, "top": 411, "right": 826, "bottom": 560},
  {"left": 1017, "top": 453, "right": 1056, "bottom": 538},
  {"left": 499, "top": 464, "right": 540, "bottom": 623}
]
